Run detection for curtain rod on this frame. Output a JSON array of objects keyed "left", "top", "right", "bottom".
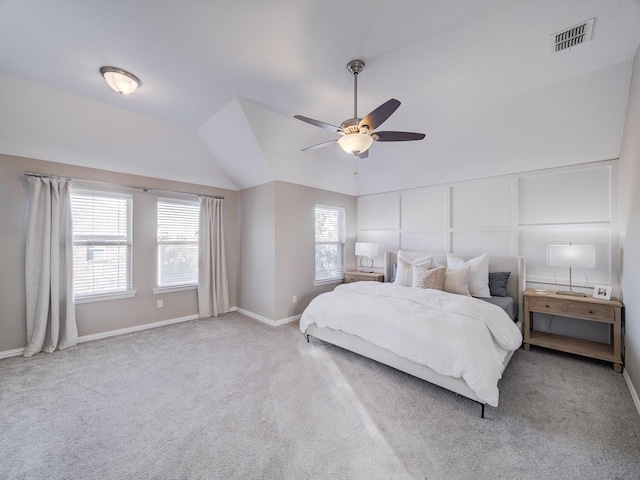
[{"left": 24, "top": 171, "right": 225, "bottom": 200}]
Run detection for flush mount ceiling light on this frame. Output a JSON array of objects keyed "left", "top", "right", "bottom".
[{"left": 99, "top": 66, "right": 142, "bottom": 95}]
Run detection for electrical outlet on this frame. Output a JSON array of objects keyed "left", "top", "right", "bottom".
[
  {"left": 157, "top": 299, "right": 163, "bottom": 308},
  {"left": 292, "top": 295, "right": 297, "bottom": 304}
]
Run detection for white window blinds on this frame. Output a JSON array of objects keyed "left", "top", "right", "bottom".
[
  {"left": 157, "top": 198, "right": 199, "bottom": 287},
  {"left": 314, "top": 204, "right": 346, "bottom": 284},
  {"left": 71, "top": 189, "right": 132, "bottom": 297}
]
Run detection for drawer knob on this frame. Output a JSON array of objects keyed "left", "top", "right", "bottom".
[{"left": 589, "top": 310, "right": 594, "bottom": 314}]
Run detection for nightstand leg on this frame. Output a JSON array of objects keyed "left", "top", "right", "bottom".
[
  {"left": 614, "top": 363, "right": 622, "bottom": 374},
  {"left": 523, "top": 343, "right": 530, "bottom": 351}
]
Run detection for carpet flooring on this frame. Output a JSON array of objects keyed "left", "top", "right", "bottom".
[{"left": 1, "top": 312, "right": 639, "bottom": 479}]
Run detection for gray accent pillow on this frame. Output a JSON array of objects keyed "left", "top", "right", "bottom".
[{"left": 488, "top": 271, "right": 510, "bottom": 297}]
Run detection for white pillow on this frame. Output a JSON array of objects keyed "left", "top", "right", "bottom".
[
  {"left": 446, "top": 253, "right": 490, "bottom": 297},
  {"left": 394, "top": 251, "right": 433, "bottom": 287},
  {"left": 443, "top": 265, "right": 471, "bottom": 296}
]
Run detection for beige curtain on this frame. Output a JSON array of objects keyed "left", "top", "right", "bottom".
[
  {"left": 24, "top": 176, "right": 77, "bottom": 357},
  {"left": 198, "top": 196, "right": 229, "bottom": 317}
]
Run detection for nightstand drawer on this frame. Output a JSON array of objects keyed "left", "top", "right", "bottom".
[
  {"left": 343, "top": 271, "right": 384, "bottom": 283},
  {"left": 344, "top": 273, "right": 362, "bottom": 283},
  {"left": 569, "top": 303, "right": 615, "bottom": 323},
  {"left": 527, "top": 297, "right": 568, "bottom": 315}
]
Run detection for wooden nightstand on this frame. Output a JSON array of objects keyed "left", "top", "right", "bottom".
[
  {"left": 343, "top": 271, "right": 384, "bottom": 283},
  {"left": 523, "top": 289, "right": 623, "bottom": 372}
]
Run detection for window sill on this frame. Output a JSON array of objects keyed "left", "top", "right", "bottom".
[
  {"left": 153, "top": 284, "right": 197, "bottom": 294},
  {"left": 313, "top": 278, "right": 343, "bottom": 287},
  {"left": 74, "top": 291, "right": 137, "bottom": 304}
]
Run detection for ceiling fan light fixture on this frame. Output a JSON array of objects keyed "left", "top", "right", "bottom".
[
  {"left": 337, "top": 133, "right": 373, "bottom": 155},
  {"left": 295, "top": 59, "right": 424, "bottom": 156},
  {"left": 99, "top": 66, "right": 142, "bottom": 95}
]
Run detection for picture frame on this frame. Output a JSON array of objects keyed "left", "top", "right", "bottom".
[{"left": 593, "top": 284, "right": 612, "bottom": 300}]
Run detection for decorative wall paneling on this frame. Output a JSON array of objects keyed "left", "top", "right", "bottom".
[{"left": 357, "top": 161, "right": 617, "bottom": 296}]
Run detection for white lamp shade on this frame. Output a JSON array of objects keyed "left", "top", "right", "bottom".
[
  {"left": 355, "top": 242, "right": 378, "bottom": 257},
  {"left": 337, "top": 134, "right": 374, "bottom": 155},
  {"left": 547, "top": 244, "right": 596, "bottom": 268}
]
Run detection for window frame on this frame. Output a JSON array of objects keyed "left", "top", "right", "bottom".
[
  {"left": 155, "top": 196, "right": 200, "bottom": 291},
  {"left": 70, "top": 186, "right": 135, "bottom": 304},
  {"left": 314, "top": 204, "right": 346, "bottom": 286}
]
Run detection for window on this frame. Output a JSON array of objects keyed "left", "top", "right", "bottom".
[
  {"left": 157, "top": 197, "right": 199, "bottom": 288},
  {"left": 71, "top": 189, "right": 133, "bottom": 300},
  {"left": 314, "top": 204, "right": 346, "bottom": 285}
]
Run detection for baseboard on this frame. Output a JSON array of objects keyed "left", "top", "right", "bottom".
[
  {"left": 0, "top": 314, "right": 200, "bottom": 360},
  {"left": 77, "top": 314, "right": 199, "bottom": 344},
  {"left": 623, "top": 369, "right": 640, "bottom": 417},
  {"left": 0, "top": 347, "right": 26, "bottom": 360},
  {"left": 236, "top": 308, "right": 300, "bottom": 327},
  {"left": 0, "top": 309, "right": 295, "bottom": 359}
]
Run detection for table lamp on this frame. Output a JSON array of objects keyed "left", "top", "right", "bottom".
[
  {"left": 355, "top": 242, "right": 378, "bottom": 273},
  {"left": 547, "top": 243, "right": 596, "bottom": 296}
]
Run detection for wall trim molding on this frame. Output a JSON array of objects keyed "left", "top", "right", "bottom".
[
  {"left": 623, "top": 369, "right": 640, "bottom": 417},
  {"left": 0, "top": 314, "right": 200, "bottom": 360},
  {"left": 0, "top": 308, "right": 298, "bottom": 360},
  {"left": 236, "top": 308, "right": 300, "bottom": 327},
  {"left": 0, "top": 347, "right": 25, "bottom": 360},
  {"left": 77, "top": 314, "right": 199, "bottom": 344}
]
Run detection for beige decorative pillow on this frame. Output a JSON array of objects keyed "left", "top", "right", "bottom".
[
  {"left": 412, "top": 265, "right": 446, "bottom": 290},
  {"left": 443, "top": 264, "right": 471, "bottom": 296},
  {"left": 394, "top": 251, "right": 433, "bottom": 287},
  {"left": 446, "top": 253, "right": 490, "bottom": 297}
]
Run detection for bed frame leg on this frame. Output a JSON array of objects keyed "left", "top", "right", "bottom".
[
  {"left": 306, "top": 334, "right": 310, "bottom": 343},
  {"left": 470, "top": 399, "right": 486, "bottom": 418}
]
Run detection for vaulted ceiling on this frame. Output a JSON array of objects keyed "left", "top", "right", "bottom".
[{"left": 1, "top": 0, "right": 639, "bottom": 195}]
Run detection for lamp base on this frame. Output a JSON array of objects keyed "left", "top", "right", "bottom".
[
  {"left": 556, "top": 290, "right": 587, "bottom": 297},
  {"left": 359, "top": 256, "right": 374, "bottom": 273},
  {"left": 553, "top": 267, "right": 589, "bottom": 297}
]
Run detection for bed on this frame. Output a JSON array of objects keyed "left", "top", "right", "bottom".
[{"left": 300, "top": 251, "right": 526, "bottom": 417}]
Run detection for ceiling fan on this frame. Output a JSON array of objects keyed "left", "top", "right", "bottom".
[{"left": 295, "top": 59, "right": 425, "bottom": 158}]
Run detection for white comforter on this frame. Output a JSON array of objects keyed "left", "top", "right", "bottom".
[{"left": 299, "top": 282, "right": 523, "bottom": 406}]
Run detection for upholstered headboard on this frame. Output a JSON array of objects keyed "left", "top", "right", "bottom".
[{"left": 384, "top": 251, "right": 526, "bottom": 322}]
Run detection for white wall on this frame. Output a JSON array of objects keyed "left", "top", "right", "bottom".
[
  {"left": 358, "top": 161, "right": 618, "bottom": 342},
  {"left": 0, "top": 73, "right": 236, "bottom": 191},
  {"left": 198, "top": 98, "right": 359, "bottom": 195},
  {"left": 356, "top": 62, "right": 632, "bottom": 196},
  {"left": 618, "top": 43, "right": 640, "bottom": 409}
]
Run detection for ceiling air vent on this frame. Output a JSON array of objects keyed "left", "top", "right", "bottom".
[{"left": 551, "top": 18, "right": 594, "bottom": 53}]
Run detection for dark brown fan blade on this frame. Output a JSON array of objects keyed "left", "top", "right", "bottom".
[
  {"left": 358, "top": 99, "right": 401, "bottom": 131},
  {"left": 294, "top": 115, "right": 342, "bottom": 133},
  {"left": 301, "top": 139, "right": 337, "bottom": 151},
  {"left": 373, "top": 131, "right": 426, "bottom": 142}
]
